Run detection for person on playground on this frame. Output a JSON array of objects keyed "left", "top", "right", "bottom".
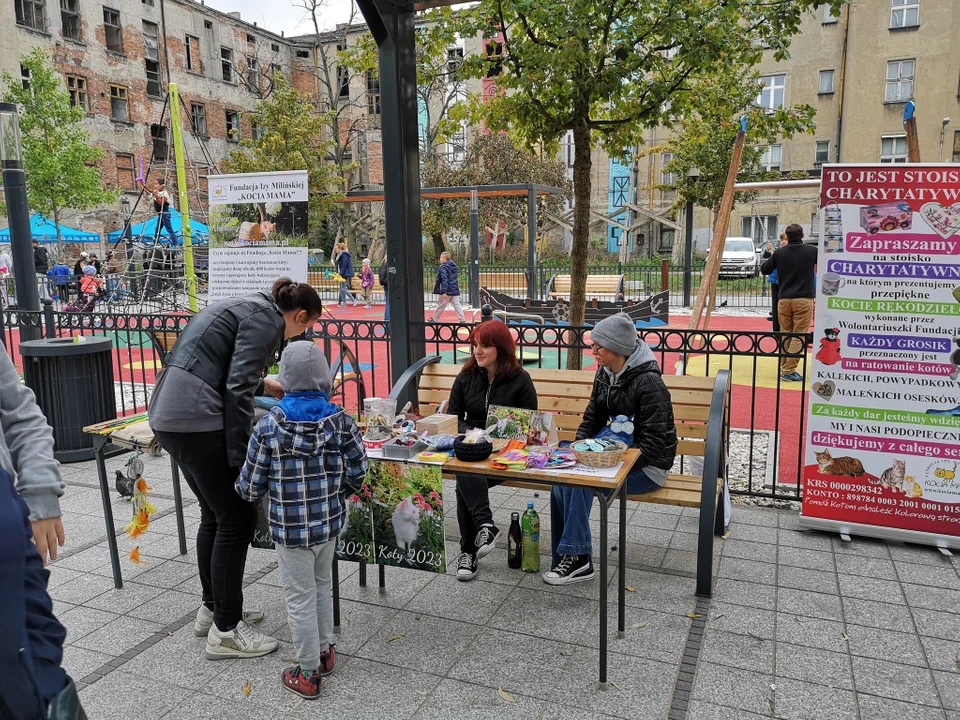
[
  {"left": 762, "top": 233, "right": 788, "bottom": 331},
  {"left": 545, "top": 313, "right": 676, "bottom": 585},
  {"left": 333, "top": 243, "right": 357, "bottom": 307},
  {"left": 447, "top": 321, "right": 537, "bottom": 580},
  {"left": 761, "top": 223, "right": 818, "bottom": 381},
  {"left": 359, "top": 258, "right": 374, "bottom": 309},
  {"left": 378, "top": 255, "right": 390, "bottom": 324},
  {"left": 141, "top": 178, "right": 177, "bottom": 242},
  {"left": 431, "top": 251, "right": 466, "bottom": 323},
  {"left": 150, "top": 278, "right": 323, "bottom": 661},
  {"left": 236, "top": 341, "right": 367, "bottom": 700}
]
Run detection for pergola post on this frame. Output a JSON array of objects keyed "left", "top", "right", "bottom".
[
  {"left": 356, "top": 0, "right": 425, "bottom": 404},
  {"left": 469, "top": 189, "right": 480, "bottom": 307},
  {"left": 526, "top": 186, "right": 537, "bottom": 299}
]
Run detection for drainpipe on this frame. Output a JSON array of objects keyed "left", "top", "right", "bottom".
[
  {"left": 159, "top": 0, "right": 172, "bottom": 86},
  {"left": 835, "top": 3, "right": 850, "bottom": 163}
]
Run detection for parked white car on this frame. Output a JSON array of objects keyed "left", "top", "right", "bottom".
[{"left": 715, "top": 236, "right": 760, "bottom": 278}]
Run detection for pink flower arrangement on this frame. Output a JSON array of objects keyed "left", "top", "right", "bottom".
[{"left": 347, "top": 494, "right": 362, "bottom": 504}]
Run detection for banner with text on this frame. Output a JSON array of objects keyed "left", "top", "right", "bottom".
[
  {"left": 801, "top": 164, "right": 960, "bottom": 542},
  {"left": 207, "top": 170, "right": 309, "bottom": 248},
  {"left": 207, "top": 247, "right": 308, "bottom": 302}
]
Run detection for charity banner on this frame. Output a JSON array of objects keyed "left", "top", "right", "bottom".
[
  {"left": 207, "top": 170, "right": 309, "bottom": 248},
  {"left": 336, "top": 460, "right": 446, "bottom": 574},
  {"left": 206, "top": 246, "right": 308, "bottom": 302},
  {"left": 801, "top": 164, "right": 960, "bottom": 543}
]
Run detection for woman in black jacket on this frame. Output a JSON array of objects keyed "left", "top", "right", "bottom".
[
  {"left": 150, "top": 278, "right": 323, "bottom": 660},
  {"left": 544, "top": 313, "right": 677, "bottom": 587},
  {"left": 447, "top": 321, "right": 537, "bottom": 581}
]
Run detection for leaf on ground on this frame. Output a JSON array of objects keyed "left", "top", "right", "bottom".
[
  {"left": 840, "top": 632, "right": 849, "bottom": 641},
  {"left": 241, "top": 681, "right": 252, "bottom": 697},
  {"left": 722, "top": 530, "right": 733, "bottom": 539},
  {"left": 686, "top": 613, "right": 702, "bottom": 619},
  {"left": 386, "top": 634, "right": 405, "bottom": 643},
  {"left": 793, "top": 616, "right": 805, "bottom": 624},
  {"left": 955, "top": 659, "right": 960, "bottom": 670},
  {"left": 624, "top": 585, "right": 636, "bottom": 593},
  {"left": 629, "top": 621, "right": 648, "bottom": 630},
  {"left": 497, "top": 687, "right": 515, "bottom": 703}
]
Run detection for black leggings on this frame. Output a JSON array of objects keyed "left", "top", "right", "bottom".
[
  {"left": 154, "top": 430, "right": 256, "bottom": 631},
  {"left": 770, "top": 283, "right": 780, "bottom": 332},
  {"left": 455, "top": 475, "right": 503, "bottom": 554}
]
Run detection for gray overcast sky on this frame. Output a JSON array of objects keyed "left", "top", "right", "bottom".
[{"left": 203, "top": 0, "right": 359, "bottom": 37}]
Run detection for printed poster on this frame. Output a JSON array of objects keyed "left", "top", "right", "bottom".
[
  {"left": 337, "top": 460, "right": 446, "bottom": 574},
  {"left": 206, "top": 246, "right": 308, "bottom": 302},
  {"left": 801, "top": 164, "right": 960, "bottom": 544},
  {"left": 207, "top": 170, "right": 309, "bottom": 248}
]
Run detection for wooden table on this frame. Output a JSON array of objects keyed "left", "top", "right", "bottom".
[
  {"left": 82, "top": 418, "right": 188, "bottom": 589},
  {"left": 343, "top": 449, "right": 637, "bottom": 690}
]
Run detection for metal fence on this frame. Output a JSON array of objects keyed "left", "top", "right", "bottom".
[{"left": 3, "top": 308, "right": 807, "bottom": 499}]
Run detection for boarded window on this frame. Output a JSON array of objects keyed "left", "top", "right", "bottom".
[{"left": 116, "top": 153, "right": 135, "bottom": 190}]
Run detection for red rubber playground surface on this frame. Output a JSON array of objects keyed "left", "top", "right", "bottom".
[{"left": 5, "top": 304, "right": 810, "bottom": 491}]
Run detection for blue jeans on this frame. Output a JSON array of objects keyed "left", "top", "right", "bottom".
[
  {"left": 338, "top": 281, "right": 353, "bottom": 305},
  {"left": 158, "top": 210, "right": 176, "bottom": 240},
  {"left": 549, "top": 468, "right": 658, "bottom": 567},
  {"left": 384, "top": 298, "right": 390, "bottom": 324}
]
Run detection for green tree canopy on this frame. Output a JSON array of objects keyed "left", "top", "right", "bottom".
[{"left": 1, "top": 47, "right": 118, "bottom": 245}]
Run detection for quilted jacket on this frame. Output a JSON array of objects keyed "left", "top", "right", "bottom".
[
  {"left": 432, "top": 260, "right": 460, "bottom": 296},
  {"left": 576, "top": 342, "right": 677, "bottom": 471},
  {"left": 447, "top": 366, "right": 538, "bottom": 433}
]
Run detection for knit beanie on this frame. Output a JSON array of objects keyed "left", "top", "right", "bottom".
[
  {"left": 590, "top": 313, "right": 639, "bottom": 357},
  {"left": 279, "top": 340, "right": 332, "bottom": 395},
  {"left": 82, "top": 265, "right": 97, "bottom": 276}
]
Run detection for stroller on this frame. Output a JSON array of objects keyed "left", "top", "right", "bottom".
[{"left": 64, "top": 293, "right": 97, "bottom": 313}]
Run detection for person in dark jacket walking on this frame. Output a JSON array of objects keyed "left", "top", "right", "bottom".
[
  {"left": 333, "top": 243, "right": 357, "bottom": 307},
  {"left": 544, "top": 313, "right": 677, "bottom": 586},
  {"left": 447, "top": 321, "right": 537, "bottom": 580},
  {"left": 150, "top": 278, "right": 323, "bottom": 660},
  {"left": 431, "top": 252, "right": 466, "bottom": 323},
  {"left": 378, "top": 258, "right": 390, "bottom": 324},
  {"left": 761, "top": 223, "right": 818, "bottom": 381}
]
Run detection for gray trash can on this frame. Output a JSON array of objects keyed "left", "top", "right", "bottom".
[{"left": 20, "top": 336, "right": 117, "bottom": 462}]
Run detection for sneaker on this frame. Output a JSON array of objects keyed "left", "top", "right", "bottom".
[
  {"left": 474, "top": 525, "right": 501, "bottom": 559},
  {"left": 364, "top": 304, "right": 371, "bottom": 309},
  {"left": 319, "top": 645, "right": 336, "bottom": 676},
  {"left": 455, "top": 552, "right": 478, "bottom": 581},
  {"left": 193, "top": 605, "right": 265, "bottom": 637},
  {"left": 281, "top": 665, "right": 321, "bottom": 700},
  {"left": 205, "top": 620, "right": 279, "bottom": 660},
  {"left": 780, "top": 372, "right": 803, "bottom": 382},
  {"left": 543, "top": 554, "right": 595, "bottom": 586}
]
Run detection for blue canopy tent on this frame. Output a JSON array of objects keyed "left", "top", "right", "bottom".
[
  {"left": 0, "top": 214, "right": 101, "bottom": 244},
  {"left": 106, "top": 210, "right": 209, "bottom": 245}
]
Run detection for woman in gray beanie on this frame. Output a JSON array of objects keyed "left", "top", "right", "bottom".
[{"left": 544, "top": 313, "right": 677, "bottom": 586}]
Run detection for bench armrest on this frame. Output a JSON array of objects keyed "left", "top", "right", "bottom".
[
  {"left": 387, "top": 355, "right": 442, "bottom": 406},
  {"left": 699, "top": 368, "right": 730, "bottom": 521}
]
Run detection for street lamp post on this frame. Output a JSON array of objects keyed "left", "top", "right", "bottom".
[
  {"left": 939, "top": 118, "right": 950, "bottom": 163},
  {"left": 1, "top": 102, "right": 41, "bottom": 340},
  {"left": 682, "top": 167, "right": 700, "bottom": 308}
]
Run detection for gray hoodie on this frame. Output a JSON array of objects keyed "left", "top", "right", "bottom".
[{"left": 0, "top": 348, "right": 63, "bottom": 521}]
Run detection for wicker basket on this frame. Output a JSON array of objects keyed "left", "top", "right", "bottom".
[
  {"left": 573, "top": 440, "right": 627, "bottom": 468},
  {"left": 453, "top": 435, "right": 493, "bottom": 462}
]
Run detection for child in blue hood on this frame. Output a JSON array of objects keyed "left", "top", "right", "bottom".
[{"left": 236, "top": 340, "right": 367, "bottom": 700}]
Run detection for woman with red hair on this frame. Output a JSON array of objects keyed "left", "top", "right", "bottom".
[{"left": 447, "top": 321, "right": 537, "bottom": 580}]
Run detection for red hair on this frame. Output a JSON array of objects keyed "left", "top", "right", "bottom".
[{"left": 461, "top": 321, "right": 521, "bottom": 382}]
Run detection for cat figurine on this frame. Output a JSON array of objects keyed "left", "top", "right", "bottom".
[
  {"left": 815, "top": 449, "right": 865, "bottom": 477},
  {"left": 879, "top": 459, "right": 906, "bottom": 492}
]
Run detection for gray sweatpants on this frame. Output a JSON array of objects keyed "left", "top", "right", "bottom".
[
  {"left": 432, "top": 294, "right": 466, "bottom": 322},
  {"left": 275, "top": 540, "right": 336, "bottom": 671}
]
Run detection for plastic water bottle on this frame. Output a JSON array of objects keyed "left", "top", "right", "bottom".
[{"left": 521, "top": 502, "right": 540, "bottom": 573}]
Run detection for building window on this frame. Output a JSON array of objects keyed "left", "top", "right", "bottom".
[
  {"left": 203, "top": 19, "right": 212, "bottom": 30},
  {"left": 185, "top": 35, "right": 199, "bottom": 72},
  {"left": 446, "top": 47, "right": 464, "bottom": 74},
  {"left": 60, "top": 0, "right": 80, "bottom": 41},
  {"left": 116, "top": 152, "right": 135, "bottom": 190},
  {"left": 741, "top": 215, "right": 778, "bottom": 245},
  {"left": 366, "top": 71, "right": 380, "bottom": 115},
  {"left": 814, "top": 140, "right": 830, "bottom": 166},
  {"left": 143, "top": 21, "right": 162, "bottom": 96},
  {"left": 103, "top": 8, "right": 122, "bottom": 52},
  {"left": 660, "top": 152, "right": 676, "bottom": 186},
  {"left": 142, "top": 0, "right": 153, "bottom": 7},
  {"left": 20, "top": 64, "right": 31, "bottom": 91},
  {"left": 890, "top": 0, "right": 919, "bottom": 28},
  {"left": 65, "top": 74, "right": 87, "bottom": 111},
  {"left": 818, "top": 69, "right": 835, "bottom": 94},
  {"left": 151, "top": 123, "right": 168, "bottom": 160},
  {"left": 246, "top": 32, "right": 255, "bottom": 44},
  {"left": 225, "top": 110, "right": 240, "bottom": 141},
  {"left": 296, "top": 49, "right": 309, "bottom": 59},
  {"left": 757, "top": 75, "right": 785, "bottom": 111},
  {"left": 450, "top": 128, "right": 466, "bottom": 163},
  {"left": 15, "top": 0, "right": 46, "bottom": 31},
  {"left": 270, "top": 42, "right": 279, "bottom": 52},
  {"left": 822, "top": 5, "right": 840, "bottom": 23},
  {"left": 760, "top": 145, "right": 782, "bottom": 172},
  {"left": 109, "top": 85, "right": 128, "bottom": 121},
  {"left": 198, "top": 165, "right": 209, "bottom": 195},
  {"left": 245, "top": 56, "right": 258, "bottom": 89},
  {"left": 880, "top": 135, "right": 908, "bottom": 163},
  {"left": 191, "top": 103, "right": 207, "bottom": 136},
  {"left": 336, "top": 41, "right": 349, "bottom": 98},
  {"left": 251, "top": 121, "right": 263, "bottom": 141},
  {"left": 564, "top": 131, "right": 574, "bottom": 168},
  {"left": 221, "top": 47, "right": 234, "bottom": 82},
  {"left": 485, "top": 41, "right": 504, "bottom": 78},
  {"left": 269, "top": 63, "right": 281, "bottom": 79},
  {"left": 884, "top": 59, "right": 914, "bottom": 103}
]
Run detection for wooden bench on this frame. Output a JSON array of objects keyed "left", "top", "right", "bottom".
[
  {"left": 478, "top": 271, "right": 528, "bottom": 295},
  {"left": 307, "top": 272, "right": 382, "bottom": 298},
  {"left": 547, "top": 274, "right": 625, "bottom": 301},
  {"left": 389, "top": 356, "right": 730, "bottom": 597}
]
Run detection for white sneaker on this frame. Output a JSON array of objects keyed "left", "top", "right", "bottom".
[
  {"left": 194, "top": 605, "right": 265, "bottom": 637},
  {"left": 205, "top": 620, "right": 279, "bottom": 660}
]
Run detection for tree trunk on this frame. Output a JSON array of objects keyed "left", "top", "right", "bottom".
[
  {"left": 430, "top": 232, "right": 445, "bottom": 259},
  {"left": 566, "top": 123, "right": 593, "bottom": 370},
  {"left": 53, "top": 206, "right": 63, "bottom": 256}
]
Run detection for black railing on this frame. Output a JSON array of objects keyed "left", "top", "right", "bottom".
[{"left": 2, "top": 310, "right": 807, "bottom": 499}]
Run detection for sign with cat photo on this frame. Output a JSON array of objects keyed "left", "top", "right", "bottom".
[
  {"left": 801, "top": 164, "right": 960, "bottom": 548},
  {"left": 336, "top": 459, "right": 446, "bottom": 574}
]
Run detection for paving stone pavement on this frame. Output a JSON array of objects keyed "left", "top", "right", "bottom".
[{"left": 44, "top": 451, "right": 960, "bottom": 719}]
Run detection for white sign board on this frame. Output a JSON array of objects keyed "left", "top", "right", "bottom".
[
  {"left": 207, "top": 247, "right": 308, "bottom": 302},
  {"left": 208, "top": 170, "right": 308, "bottom": 206}
]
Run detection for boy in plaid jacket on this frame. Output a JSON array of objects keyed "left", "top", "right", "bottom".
[{"left": 236, "top": 340, "right": 367, "bottom": 700}]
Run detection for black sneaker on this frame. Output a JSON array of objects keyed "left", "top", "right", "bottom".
[
  {"left": 456, "top": 552, "right": 478, "bottom": 581},
  {"left": 474, "top": 525, "right": 501, "bottom": 559},
  {"left": 542, "top": 554, "right": 595, "bottom": 586}
]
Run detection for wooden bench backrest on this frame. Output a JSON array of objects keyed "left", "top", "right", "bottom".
[
  {"left": 551, "top": 275, "right": 623, "bottom": 292},
  {"left": 306, "top": 272, "right": 382, "bottom": 291},
  {"left": 416, "top": 364, "right": 715, "bottom": 458},
  {"left": 478, "top": 272, "right": 521, "bottom": 289}
]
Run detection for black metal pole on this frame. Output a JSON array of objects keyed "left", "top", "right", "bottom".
[
  {"left": 3, "top": 163, "right": 41, "bottom": 341},
  {"left": 469, "top": 190, "right": 479, "bottom": 308},
  {"left": 683, "top": 199, "right": 694, "bottom": 308},
  {"left": 527, "top": 187, "right": 537, "bottom": 299}
]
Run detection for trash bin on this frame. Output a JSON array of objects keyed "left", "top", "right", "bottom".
[{"left": 20, "top": 336, "right": 117, "bottom": 462}]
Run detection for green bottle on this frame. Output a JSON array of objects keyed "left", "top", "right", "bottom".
[{"left": 521, "top": 501, "right": 540, "bottom": 573}]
